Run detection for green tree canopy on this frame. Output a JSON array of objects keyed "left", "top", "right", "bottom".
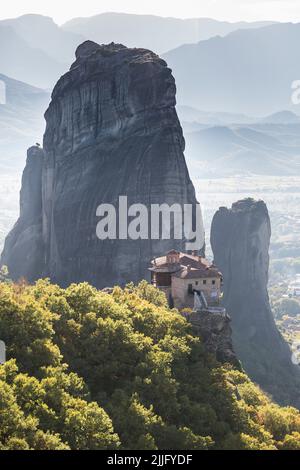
[{"left": 0, "top": 279, "right": 300, "bottom": 450}]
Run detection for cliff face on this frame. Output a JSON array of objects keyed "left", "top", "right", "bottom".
[
  {"left": 1, "top": 146, "right": 44, "bottom": 281},
  {"left": 184, "top": 310, "right": 239, "bottom": 367},
  {"left": 211, "top": 198, "right": 300, "bottom": 406},
  {"left": 1, "top": 41, "right": 203, "bottom": 287}
]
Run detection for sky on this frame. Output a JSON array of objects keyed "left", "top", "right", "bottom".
[{"left": 0, "top": 0, "right": 300, "bottom": 24}]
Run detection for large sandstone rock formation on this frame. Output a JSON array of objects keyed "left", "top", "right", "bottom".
[
  {"left": 211, "top": 198, "right": 300, "bottom": 406},
  {"left": 1, "top": 41, "right": 203, "bottom": 287}
]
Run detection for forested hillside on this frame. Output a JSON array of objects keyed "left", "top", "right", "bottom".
[{"left": 0, "top": 279, "right": 300, "bottom": 450}]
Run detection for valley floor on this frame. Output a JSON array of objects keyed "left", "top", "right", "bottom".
[{"left": 196, "top": 175, "right": 300, "bottom": 266}]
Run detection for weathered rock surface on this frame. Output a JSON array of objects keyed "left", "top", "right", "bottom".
[
  {"left": 211, "top": 198, "right": 300, "bottom": 406},
  {"left": 1, "top": 41, "right": 203, "bottom": 287},
  {"left": 184, "top": 310, "right": 240, "bottom": 367},
  {"left": 1, "top": 146, "right": 44, "bottom": 281}
]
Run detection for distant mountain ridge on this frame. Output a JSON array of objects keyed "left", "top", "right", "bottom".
[
  {"left": 0, "top": 13, "right": 275, "bottom": 88},
  {"left": 182, "top": 115, "right": 300, "bottom": 177},
  {"left": 0, "top": 73, "right": 49, "bottom": 169},
  {"left": 0, "top": 14, "right": 85, "bottom": 64},
  {"left": 261, "top": 110, "right": 300, "bottom": 124},
  {"left": 63, "top": 13, "right": 274, "bottom": 54},
  {"left": 1, "top": 13, "right": 300, "bottom": 177},
  {"left": 2, "top": 13, "right": 300, "bottom": 115},
  {"left": 0, "top": 23, "right": 66, "bottom": 88},
  {"left": 165, "top": 22, "right": 300, "bottom": 115}
]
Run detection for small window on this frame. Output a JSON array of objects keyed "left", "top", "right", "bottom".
[
  {"left": 188, "top": 284, "right": 193, "bottom": 294},
  {"left": 195, "top": 281, "right": 198, "bottom": 286},
  {"left": 212, "top": 280, "right": 216, "bottom": 285},
  {"left": 203, "top": 280, "right": 207, "bottom": 285}
]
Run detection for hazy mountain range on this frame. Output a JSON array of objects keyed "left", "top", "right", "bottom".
[
  {"left": 2, "top": 69, "right": 299, "bottom": 177},
  {"left": 1, "top": 13, "right": 300, "bottom": 117},
  {"left": 3, "top": 69, "right": 299, "bottom": 178},
  {"left": 63, "top": 13, "right": 273, "bottom": 55},
  {"left": 1, "top": 14, "right": 84, "bottom": 64},
  {"left": 0, "top": 13, "right": 273, "bottom": 89},
  {"left": 183, "top": 109, "right": 300, "bottom": 177},
  {"left": 164, "top": 22, "right": 300, "bottom": 116},
  {"left": 0, "top": 23, "right": 66, "bottom": 89},
  {"left": 1, "top": 12, "right": 300, "bottom": 177},
  {"left": 0, "top": 74, "right": 49, "bottom": 169}
]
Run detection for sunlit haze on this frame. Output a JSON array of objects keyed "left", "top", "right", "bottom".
[{"left": 0, "top": 0, "right": 300, "bottom": 24}]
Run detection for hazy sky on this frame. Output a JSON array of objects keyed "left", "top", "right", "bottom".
[{"left": 0, "top": 0, "right": 300, "bottom": 24}]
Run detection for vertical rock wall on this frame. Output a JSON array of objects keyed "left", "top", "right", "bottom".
[{"left": 211, "top": 198, "right": 300, "bottom": 406}]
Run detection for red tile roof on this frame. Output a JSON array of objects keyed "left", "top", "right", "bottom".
[{"left": 149, "top": 251, "right": 222, "bottom": 279}]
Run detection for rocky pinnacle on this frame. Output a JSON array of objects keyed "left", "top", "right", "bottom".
[
  {"left": 1, "top": 41, "right": 203, "bottom": 287},
  {"left": 211, "top": 198, "right": 300, "bottom": 407}
]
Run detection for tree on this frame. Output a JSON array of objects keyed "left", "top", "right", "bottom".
[{"left": 0, "top": 280, "right": 300, "bottom": 450}]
